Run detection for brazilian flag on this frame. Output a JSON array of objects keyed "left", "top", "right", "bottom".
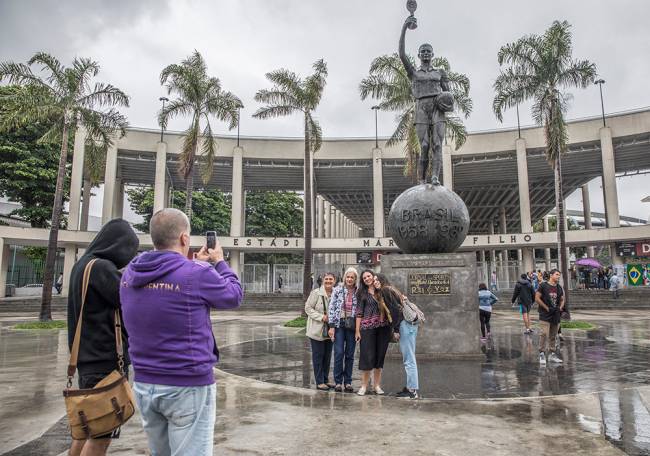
[{"left": 627, "top": 264, "right": 643, "bottom": 287}]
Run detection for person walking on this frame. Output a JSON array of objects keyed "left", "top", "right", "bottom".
[
  {"left": 535, "top": 268, "right": 565, "bottom": 366},
  {"left": 375, "top": 274, "right": 423, "bottom": 400},
  {"left": 609, "top": 271, "right": 621, "bottom": 299},
  {"left": 305, "top": 272, "right": 336, "bottom": 390},
  {"left": 327, "top": 267, "right": 359, "bottom": 393},
  {"left": 67, "top": 219, "right": 139, "bottom": 456},
  {"left": 355, "top": 270, "right": 394, "bottom": 396},
  {"left": 277, "top": 273, "right": 283, "bottom": 293},
  {"left": 120, "top": 208, "right": 243, "bottom": 456},
  {"left": 512, "top": 273, "right": 535, "bottom": 334},
  {"left": 478, "top": 283, "right": 498, "bottom": 342},
  {"left": 490, "top": 270, "right": 498, "bottom": 292}
]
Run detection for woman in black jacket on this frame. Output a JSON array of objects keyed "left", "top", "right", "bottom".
[{"left": 67, "top": 219, "right": 139, "bottom": 456}]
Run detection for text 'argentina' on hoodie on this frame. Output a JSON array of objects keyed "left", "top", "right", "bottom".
[{"left": 120, "top": 250, "right": 243, "bottom": 386}]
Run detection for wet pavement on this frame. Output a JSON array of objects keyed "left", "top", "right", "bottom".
[{"left": 0, "top": 309, "right": 649, "bottom": 455}]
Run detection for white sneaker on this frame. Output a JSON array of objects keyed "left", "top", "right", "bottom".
[
  {"left": 357, "top": 386, "right": 367, "bottom": 396},
  {"left": 539, "top": 352, "right": 546, "bottom": 366},
  {"left": 374, "top": 386, "right": 385, "bottom": 395},
  {"left": 548, "top": 353, "right": 563, "bottom": 364}
]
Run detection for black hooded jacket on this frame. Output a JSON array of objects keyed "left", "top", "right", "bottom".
[
  {"left": 67, "top": 219, "right": 139, "bottom": 375},
  {"left": 511, "top": 277, "right": 534, "bottom": 306}
]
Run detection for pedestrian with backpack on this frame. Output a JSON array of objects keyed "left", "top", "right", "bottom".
[{"left": 512, "top": 273, "right": 535, "bottom": 334}]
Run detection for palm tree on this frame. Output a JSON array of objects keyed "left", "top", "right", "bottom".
[
  {"left": 0, "top": 52, "right": 129, "bottom": 320},
  {"left": 158, "top": 51, "right": 242, "bottom": 216},
  {"left": 359, "top": 53, "right": 472, "bottom": 179},
  {"left": 493, "top": 20, "right": 597, "bottom": 301},
  {"left": 253, "top": 59, "right": 328, "bottom": 301}
]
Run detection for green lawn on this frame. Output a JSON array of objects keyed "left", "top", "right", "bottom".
[
  {"left": 560, "top": 321, "right": 595, "bottom": 330},
  {"left": 284, "top": 316, "right": 307, "bottom": 328},
  {"left": 14, "top": 320, "right": 67, "bottom": 330}
]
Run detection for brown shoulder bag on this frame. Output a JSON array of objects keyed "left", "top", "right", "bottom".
[{"left": 63, "top": 258, "right": 136, "bottom": 440}]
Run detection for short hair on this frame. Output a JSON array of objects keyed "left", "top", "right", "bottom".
[
  {"left": 478, "top": 283, "right": 487, "bottom": 290},
  {"left": 549, "top": 268, "right": 560, "bottom": 275},
  {"left": 521, "top": 273, "right": 528, "bottom": 280},
  {"left": 418, "top": 43, "right": 433, "bottom": 53},
  {"left": 150, "top": 208, "right": 190, "bottom": 250},
  {"left": 323, "top": 272, "right": 336, "bottom": 280}
]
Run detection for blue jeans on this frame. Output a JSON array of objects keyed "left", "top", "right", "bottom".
[
  {"left": 399, "top": 320, "right": 419, "bottom": 390},
  {"left": 133, "top": 382, "right": 216, "bottom": 456},
  {"left": 309, "top": 338, "right": 333, "bottom": 385},
  {"left": 333, "top": 327, "right": 356, "bottom": 385}
]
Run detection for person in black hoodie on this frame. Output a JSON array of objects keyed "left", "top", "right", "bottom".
[
  {"left": 67, "top": 218, "right": 139, "bottom": 456},
  {"left": 511, "top": 273, "right": 535, "bottom": 335}
]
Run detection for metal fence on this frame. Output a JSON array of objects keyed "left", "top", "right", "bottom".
[
  {"left": 242, "top": 264, "right": 270, "bottom": 294},
  {"left": 7, "top": 260, "right": 64, "bottom": 288}
]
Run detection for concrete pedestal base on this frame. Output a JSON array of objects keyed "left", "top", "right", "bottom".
[{"left": 382, "top": 252, "right": 481, "bottom": 358}]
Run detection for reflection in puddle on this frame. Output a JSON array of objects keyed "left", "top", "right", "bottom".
[{"left": 600, "top": 389, "right": 650, "bottom": 455}]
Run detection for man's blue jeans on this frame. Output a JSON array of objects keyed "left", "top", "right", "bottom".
[
  {"left": 133, "top": 382, "right": 216, "bottom": 456},
  {"left": 399, "top": 320, "right": 419, "bottom": 390},
  {"left": 333, "top": 327, "right": 356, "bottom": 385}
]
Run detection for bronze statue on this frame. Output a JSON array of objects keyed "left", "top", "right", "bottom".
[{"left": 399, "top": 3, "right": 454, "bottom": 185}]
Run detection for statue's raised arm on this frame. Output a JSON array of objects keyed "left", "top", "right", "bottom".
[{"left": 399, "top": 16, "right": 417, "bottom": 79}]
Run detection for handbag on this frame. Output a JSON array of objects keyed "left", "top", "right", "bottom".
[
  {"left": 402, "top": 297, "right": 425, "bottom": 324},
  {"left": 63, "top": 258, "right": 136, "bottom": 440},
  {"left": 320, "top": 296, "right": 330, "bottom": 339}
]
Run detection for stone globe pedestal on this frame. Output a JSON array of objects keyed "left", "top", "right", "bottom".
[
  {"left": 384, "top": 184, "right": 480, "bottom": 358},
  {"left": 387, "top": 184, "right": 470, "bottom": 253}
]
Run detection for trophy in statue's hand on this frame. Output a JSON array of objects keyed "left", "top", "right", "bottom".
[{"left": 406, "top": 0, "right": 418, "bottom": 29}]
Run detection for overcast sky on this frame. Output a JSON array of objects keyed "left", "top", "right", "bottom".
[{"left": 1, "top": 0, "right": 649, "bottom": 221}]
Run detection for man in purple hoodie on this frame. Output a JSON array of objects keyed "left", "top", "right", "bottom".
[{"left": 120, "top": 208, "right": 242, "bottom": 456}]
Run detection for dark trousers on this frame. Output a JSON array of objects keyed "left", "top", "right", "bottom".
[
  {"left": 358, "top": 325, "right": 392, "bottom": 371},
  {"left": 309, "top": 338, "right": 333, "bottom": 385},
  {"left": 333, "top": 327, "right": 356, "bottom": 385},
  {"left": 479, "top": 309, "right": 491, "bottom": 337}
]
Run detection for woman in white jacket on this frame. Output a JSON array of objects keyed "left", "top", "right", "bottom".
[{"left": 304, "top": 272, "right": 336, "bottom": 390}]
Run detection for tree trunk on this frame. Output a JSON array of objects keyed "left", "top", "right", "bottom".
[
  {"left": 40, "top": 121, "right": 70, "bottom": 321},
  {"left": 554, "top": 154, "right": 570, "bottom": 307},
  {"left": 80, "top": 178, "right": 92, "bottom": 231},
  {"left": 184, "top": 140, "right": 198, "bottom": 218},
  {"left": 302, "top": 113, "right": 313, "bottom": 304}
]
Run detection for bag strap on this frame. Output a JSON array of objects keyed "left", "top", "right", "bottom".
[
  {"left": 66, "top": 259, "right": 126, "bottom": 388},
  {"left": 67, "top": 258, "right": 98, "bottom": 385}
]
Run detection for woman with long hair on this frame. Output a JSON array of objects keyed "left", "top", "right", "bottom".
[
  {"left": 305, "top": 272, "right": 336, "bottom": 390},
  {"left": 374, "top": 274, "right": 422, "bottom": 399},
  {"left": 327, "top": 267, "right": 359, "bottom": 392},
  {"left": 355, "top": 269, "right": 395, "bottom": 396}
]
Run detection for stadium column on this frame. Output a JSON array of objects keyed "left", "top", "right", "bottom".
[
  {"left": 373, "top": 148, "right": 385, "bottom": 238},
  {"left": 488, "top": 221, "right": 496, "bottom": 272},
  {"left": 324, "top": 200, "right": 331, "bottom": 266},
  {"left": 229, "top": 146, "right": 244, "bottom": 276},
  {"left": 582, "top": 184, "right": 595, "bottom": 258},
  {"left": 543, "top": 215, "right": 552, "bottom": 271},
  {"left": 68, "top": 126, "right": 86, "bottom": 231},
  {"left": 113, "top": 178, "right": 124, "bottom": 219},
  {"left": 153, "top": 141, "right": 168, "bottom": 214},
  {"left": 102, "top": 142, "right": 118, "bottom": 224},
  {"left": 516, "top": 138, "right": 535, "bottom": 273},
  {"left": 499, "top": 206, "right": 510, "bottom": 287},
  {"left": 442, "top": 145, "right": 453, "bottom": 190},
  {"left": 64, "top": 126, "right": 86, "bottom": 294},
  {"left": 0, "top": 238, "right": 9, "bottom": 298},
  {"left": 600, "top": 127, "right": 623, "bottom": 266}
]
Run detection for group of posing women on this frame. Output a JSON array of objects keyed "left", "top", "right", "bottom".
[{"left": 304, "top": 267, "right": 424, "bottom": 399}]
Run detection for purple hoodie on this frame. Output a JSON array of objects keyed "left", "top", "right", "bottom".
[{"left": 120, "top": 250, "right": 242, "bottom": 386}]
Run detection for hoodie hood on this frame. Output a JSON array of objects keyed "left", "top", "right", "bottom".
[
  {"left": 518, "top": 277, "right": 531, "bottom": 286},
  {"left": 127, "top": 250, "right": 188, "bottom": 287},
  {"left": 85, "top": 218, "right": 139, "bottom": 268}
]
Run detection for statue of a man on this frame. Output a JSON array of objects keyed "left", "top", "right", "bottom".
[{"left": 399, "top": 15, "right": 454, "bottom": 185}]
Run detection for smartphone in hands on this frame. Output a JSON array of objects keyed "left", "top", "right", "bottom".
[{"left": 206, "top": 231, "right": 217, "bottom": 250}]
